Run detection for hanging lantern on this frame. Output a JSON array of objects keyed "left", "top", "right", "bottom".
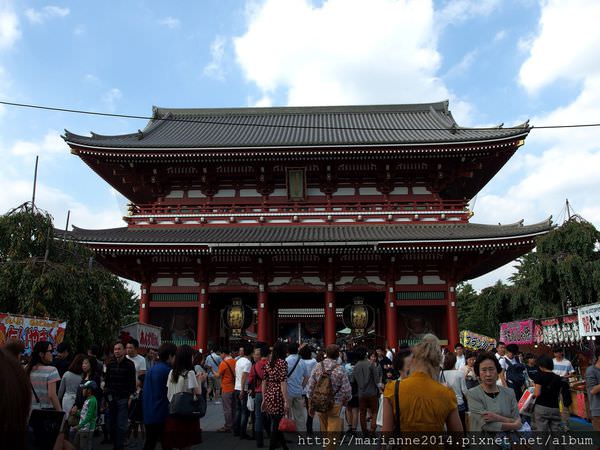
[
  {"left": 343, "top": 297, "right": 374, "bottom": 337},
  {"left": 222, "top": 298, "right": 253, "bottom": 338}
]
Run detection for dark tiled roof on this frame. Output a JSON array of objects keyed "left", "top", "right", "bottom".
[
  {"left": 63, "top": 101, "right": 529, "bottom": 149},
  {"left": 62, "top": 220, "right": 552, "bottom": 246}
]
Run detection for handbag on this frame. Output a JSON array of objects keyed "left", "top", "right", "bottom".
[
  {"left": 247, "top": 394, "right": 255, "bottom": 412},
  {"left": 29, "top": 386, "right": 66, "bottom": 450},
  {"left": 168, "top": 372, "right": 207, "bottom": 418},
  {"left": 169, "top": 391, "right": 207, "bottom": 418},
  {"left": 278, "top": 416, "right": 297, "bottom": 433}
]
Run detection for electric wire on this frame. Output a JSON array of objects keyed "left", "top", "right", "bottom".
[{"left": 1, "top": 100, "right": 600, "bottom": 133}]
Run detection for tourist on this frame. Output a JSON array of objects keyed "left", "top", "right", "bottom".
[
  {"left": 126, "top": 338, "right": 147, "bottom": 377},
  {"left": 368, "top": 350, "right": 384, "bottom": 388},
  {"left": 234, "top": 343, "right": 254, "bottom": 439},
  {"left": 381, "top": 334, "right": 462, "bottom": 434},
  {"left": 524, "top": 353, "right": 540, "bottom": 385},
  {"left": 585, "top": 347, "right": 600, "bottom": 433},
  {"left": 0, "top": 347, "right": 32, "bottom": 450},
  {"left": 552, "top": 347, "right": 574, "bottom": 430},
  {"left": 533, "top": 354, "right": 563, "bottom": 431},
  {"left": 73, "top": 380, "right": 98, "bottom": 450},
  {"left": 215, "top": 348, "right": 236, "bottom": 432},
  {"left": 73, "top": 355, "right": 103, "bottom": 424},
  {"left": 285, "top": 342, "right": 309, "bottom": 433},
  {"left": 146, "top": 348, "right": 158, "bottom": 371},
  {"left": 299, "top": 344, "right": 317, "bottom": 434},
  {"left": 466, "top": 352, "right": 521, "bottom": 432},
  {"left": 495, "top": 342, "right": 506, "bottom": 361},
  {"left": 164, "top": 344, "right": 206, "bottom": 450},
  {"left": 343, "top": 350, "right": 359, "bottom": 435},
  {"left": 385, "top": 347, "right": 394, "bottom": 361},
  {"left": 58, "top": 353, "right": 85, "bottom": 414},
  {"left": 105, "top": 341, "right": 137, "bottom": 450},
  {"left": 307, "top": 344, "right": 352, "bottom": 445},
  {"left": 352, "top": 347, "right": 380, "bottom": 437},
  {"left": 87, "top": 344, "right": 104, "bottom": 375},
  {"left": 392, "top": 347, "right": 411, "bottom": 380},
  {"left": 461, "top": 350, "right": 479, "bottom": 389},
  {"left": 54, "top": 342, "right": 73, "bottom": 378},
  {"left": 28, "top": 341, "right": 64, "bottom": 450},
  {"left": 503, "top": 344, "right": 528, "bottom": 400},
  {"left": 249, "top": 344, "right": 270, "bottom": 448},
  {"left": 206, "top": 346, "right": 222, "bottom": 402},
  {"left": 441, "top": 352, "right": 468, "bottom": 431},
  {"left": 375, "top": 347, "right": 394, "bottom": 385},
  {"left": 262, "top": 342, "right": 289, "bottom": 450},
  {"left": 142, "top": 342, "right": 176, "bottom": 450},
  {"left": 454, "top": 343, "right": 466, "bottom": 370}
]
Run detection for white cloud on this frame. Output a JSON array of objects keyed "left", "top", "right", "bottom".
[
  {"left": 493, "top": 29, "right": 506, "bottom": 42},
  {"left": 436, "top": 0, "right": 500, "bottom": 26},
  {"left": 83, "top": 73, "right": 99, "bottom": 84},
  {"left": 445, "top": 49, "right": 477, "bottom": 78},
  {"left": 202, "top": 35, "right": 226, "bottom": 81},
  {"left": 10, "top": 130, "right": 67, "bottom": 158},
  {"left": 518, "top": 0, "right": 600, "bottom": 94},
  {"left": 234, "top": 0, "right": 449, "bottom": 107},
  {"left": 102, "top": 87, "right": 122, "bottom": 112},
  {"left": 468, "top": 0, "right": 600, "bottom": 288},
  {"left": 25, "top": 5, "right": 70, "bottom": 25},
  {"left": 73, "top": 24, "right": 85, "bottom": 35},
  {"left": 0, "top": 1, "right": 20, "bottom": 50},
  {"left": 158, "top": 16, "right": 180, "bottom": 29}
]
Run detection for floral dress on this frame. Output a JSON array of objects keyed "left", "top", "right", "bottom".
[{"left": 263, "top": 358, "right": 288, "bottom": 415}]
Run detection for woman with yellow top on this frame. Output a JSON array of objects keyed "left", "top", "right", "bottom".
[{"left": 381, "top": 334, "right": 463, "bottom": 434}]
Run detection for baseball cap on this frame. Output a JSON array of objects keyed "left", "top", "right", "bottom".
[{"left": 80, "top": 380, "right": 98, "bottom": 390}]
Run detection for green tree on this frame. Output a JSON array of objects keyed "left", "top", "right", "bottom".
[
  {"left": 0, "top": 204, "right": 137, "bottom": 351},
  {"left": 510, "top": 218, "right": 600, "bottom": 316}
]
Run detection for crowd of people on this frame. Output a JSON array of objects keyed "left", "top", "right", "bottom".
[{"left": 1, "top": 335, "right": 599, "bottom": 450}]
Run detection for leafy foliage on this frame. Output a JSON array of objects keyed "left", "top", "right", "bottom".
[
  {"left": 457, "top": 218, "right": 600, "bottom": 337},
  {"left": 0, "top": 204, "right": 137, "bottom": 351}
]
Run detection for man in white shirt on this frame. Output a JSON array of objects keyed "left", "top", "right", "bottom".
[
  {"left": 495, "top": 341, "right": 507, "bottom": 386},
  {"left": 454, "top": 343, "right": 466, "bottom": 370},
  {"left": 552, "top": 347, "right": 575, "bottom": 431},
  {"left": 233, "top": 343, "right": 253, "bottom": 439},
  {"left": 126, "top": 338, "right": 147, "bottom": 377}
]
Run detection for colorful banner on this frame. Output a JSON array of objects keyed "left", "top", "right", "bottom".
[
  {"left": 541, "top": 314, "right": 579, "bottom": 345},
  {"left": 0, "top": 313, "right": 67, "bottom": 354},
  {"left": 499, "top": 319, "right": 535, "bottom": 345},
  {"left": 460, "top": 330, "right": 496, "bottom": 351},
  {"left": 120, "top": 322, "right": 162, "bottom": 350},
  {"left": 578, "top": 303, "right": 600, "bottom": 337}
]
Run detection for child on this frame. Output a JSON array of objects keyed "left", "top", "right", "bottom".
[{"left": 74, "top": 380, "right": 98, "bottom": 450}]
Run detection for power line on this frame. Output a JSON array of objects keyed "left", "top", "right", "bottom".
[{"left": 2, "top": 99, "right": 600, "bottom": 133}]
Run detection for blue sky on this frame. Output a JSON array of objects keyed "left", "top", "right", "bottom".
[{"left": 1, "top": 0, "right": 599, "bottom": 290}]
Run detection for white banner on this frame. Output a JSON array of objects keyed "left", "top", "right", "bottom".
[{"left": 578, "top": 303, "right": 600, "bottom": 337}]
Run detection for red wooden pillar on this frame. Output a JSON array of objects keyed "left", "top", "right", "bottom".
[
  {"left": 197, "top": 285, "right": 209, "bottom": 353},
  {"left": 325, "top": 283, "right": 336, "bottom": 346},
  {"left": 257, "top": 284, "right": 269, "bottom": 343},
  {"left": 447, "top": 284, "right": 459, "bottom": 349},
  {"left": 139, "top": 282, "right": 150, "bottom": 324},
  {"left": 385, "top": 282, "right": 398, "bottom": 351}
]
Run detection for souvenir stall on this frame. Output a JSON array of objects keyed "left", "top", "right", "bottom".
[{"left": 499, "top": 319, "right": 537, "bottom": 352}]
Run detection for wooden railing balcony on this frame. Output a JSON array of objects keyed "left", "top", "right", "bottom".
[{"left": 128, "top": 200, "right": 468, "bottom": 217}]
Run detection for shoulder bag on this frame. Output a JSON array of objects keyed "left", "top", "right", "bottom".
[
  {"left": 29, "top": 385, "right": 66, "bottom": 450},
  {"left": 168, "top": 371, "right": 207, "bottom": 418},
  {"left": 287, "top": 356, "right": 301, "bottom": 378}
]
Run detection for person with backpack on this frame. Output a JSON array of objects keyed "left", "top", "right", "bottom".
[
  {"left": 502, "top": 344, "right": 528, "bottom": 401},
  {"left": 533, "top": 354, "right": 564, "bottom": 432},
  {"left": 306, "top": 344, "right": 352, "bottom": 442}
]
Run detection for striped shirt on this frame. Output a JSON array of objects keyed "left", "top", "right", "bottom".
[{"left": 30, "top": 365, "right": 61, "bottom": 409}]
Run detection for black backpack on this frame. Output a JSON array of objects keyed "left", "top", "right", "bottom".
[{"left": 505, "top": 358, "right": 527, "bottom": 392}]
